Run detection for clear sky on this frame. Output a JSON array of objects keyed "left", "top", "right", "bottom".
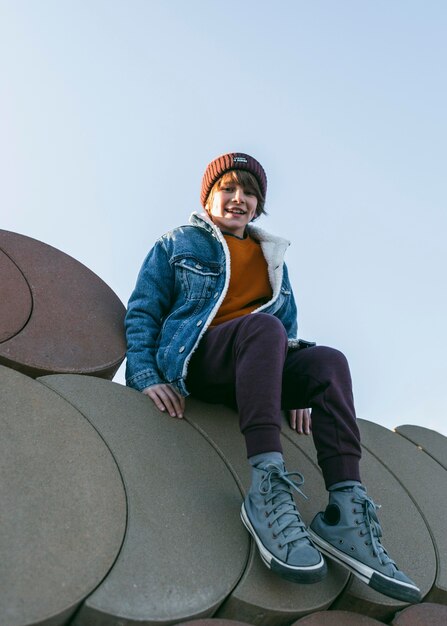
[{"left": 1, "top": 1, "right": 446, "bottom": 435}]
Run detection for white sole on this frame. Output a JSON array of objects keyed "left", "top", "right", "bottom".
[
  {"left": 308, "top": 528, "right": 421, "bottom": 602},
  {"left": 241, "top": 503, "right": 326, "bottom": 582}
]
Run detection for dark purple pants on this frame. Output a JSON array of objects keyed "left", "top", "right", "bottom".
[{"left": 186, "top": 313, "right": 362, "bottom": 488}]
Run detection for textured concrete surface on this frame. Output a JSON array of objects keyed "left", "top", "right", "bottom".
[
  {"left": 39, "top": 375, "right": 249, "bottom": 625},
  {"left": 291, "top": 610, "right": 386, "bottom": 624},
  {"left": 0, "top": 229, "right": 126, "bottom": 378},
  {"left": 0, "top": 366, "right": 126, "bottom": 626},
  {"left": 2, "top": 227, "right": 445, "bottom": 625},
  {"left": 185, "top": 399, "right": 350, "bottom": 626},
  {"left": 395, "top": 425, "right": 447, "bottom": 470},
  {"left": 358, "top": 419, "right": 447, "bottom": 605},
  {"left": 280, "top": 420, "right": 435, "bottom": 622},
  {"left": 391, "top": 601, "right": 447, "bottom": 625},
  {"left": 3, "top": 364, "right": 444, "bottom": 624}
]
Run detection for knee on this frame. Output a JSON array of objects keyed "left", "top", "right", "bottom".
[
  {"left": 312, "top": 346, "right": 351, "bottom": 382},
  {"left": 240, "top": 313, "right": 288, "bottom": 345},
  {"left": 252, "top": 312, "right": 288, "bottom": 338}
]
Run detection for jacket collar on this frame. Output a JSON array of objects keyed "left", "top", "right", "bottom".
[{"left": 189, "top": 211, "right": 291, "bottom": 249}]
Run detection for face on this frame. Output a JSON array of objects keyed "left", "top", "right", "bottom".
[{"left": 208, "top": 182, "right": 258, "bottom": 237}]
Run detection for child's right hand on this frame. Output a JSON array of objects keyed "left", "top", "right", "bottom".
[
  {"left": 142, "top": 384, "right": 185, "bottom": 418},
  {"left": 288, "top": 408, "right": 312, "bottom": 435}
]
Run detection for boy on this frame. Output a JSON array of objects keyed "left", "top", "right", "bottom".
[{"left": 125, "top": 152, "right": 420, "bottom": 602}]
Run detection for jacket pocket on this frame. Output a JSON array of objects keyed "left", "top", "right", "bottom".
[{"left": 174, "top": 257, "right": 222, "bottom": 300}]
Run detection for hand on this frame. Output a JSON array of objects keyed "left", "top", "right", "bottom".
[
  {"left": 288, "top": 408, "right": 312, "bottom": 435},
  {"left": 142, "top": 383, "right": 185, "bottom": 418}
]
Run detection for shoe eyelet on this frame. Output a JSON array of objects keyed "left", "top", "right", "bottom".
[
  {"left": 264, "top": 511, "right": 268, "bottom": 518},
  {"left": 278, "top": 544, "right": 283, "bottom": 549},
  {"left": 268, "top": 522, "right": 272, "bottom": 528},
  {"left": 339, "top": 539, "right": 344, "bottom": 544},
  {"left": 272, "top": 533, "right": 277, "bottom": 539},
  {"left": 350, "top": 546, "right": 355, "bottom": 551}
]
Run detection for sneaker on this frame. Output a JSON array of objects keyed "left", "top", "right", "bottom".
[
  {"left": 241, "top": 462, "right": 327, "bottom": 583},
  {"left": 308, "top": 484, "right": 421, "bottom": 603}
]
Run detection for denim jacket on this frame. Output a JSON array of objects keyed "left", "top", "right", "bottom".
[{"left": 125, "top": 211, "right": 300, "bottom": 396}]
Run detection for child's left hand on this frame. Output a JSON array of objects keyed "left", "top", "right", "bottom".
[{"left": 288, "top": 408, "right": 312, "bottom": 435}]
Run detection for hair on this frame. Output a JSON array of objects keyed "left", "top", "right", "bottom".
[{"left": 205, "top": 170, "right": 266, "bottom": 220}]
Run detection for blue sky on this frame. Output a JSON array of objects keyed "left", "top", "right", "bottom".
[{"left": 1, "top": 1, "right": 446, "bottom": 435}]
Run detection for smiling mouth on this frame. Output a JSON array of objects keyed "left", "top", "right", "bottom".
[{"left": 225, "top": 208, "right": 246, "bottom": 215}]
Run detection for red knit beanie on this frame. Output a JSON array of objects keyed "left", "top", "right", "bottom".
[{"left": 200, "top": 152, "right": 267, "bottom": 208}]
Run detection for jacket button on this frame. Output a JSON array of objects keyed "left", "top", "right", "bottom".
[
  {"left": 179, "top": 346, "right": 185, "bottom": 353},
  {"left": 196, "top": 320, "right": 203, "bottom": 327}
]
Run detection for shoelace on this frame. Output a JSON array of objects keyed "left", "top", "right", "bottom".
[
  {"left": 258, "top": 466, "right": 309, "bottom": 547},
  {"left": 353, "top": 491, "right": 396, "bottom": 567}
]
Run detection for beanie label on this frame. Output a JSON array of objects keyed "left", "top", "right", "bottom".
[{"left": 233, "top": 156, "right": 248, "bottom": 164}]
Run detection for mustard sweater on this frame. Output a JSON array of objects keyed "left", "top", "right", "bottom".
[{"left": 211, "top": 233, "right": 273, "bottom": 327}]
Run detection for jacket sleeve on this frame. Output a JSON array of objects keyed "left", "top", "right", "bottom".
[
  {"left": 282, "top": 263, "right": 299, "bottom": 340},
  {"left": 281, "top": 264, "right": 317, "bottom": 349},
  {"left": 125, "top": 239, "right": 174, "bottom": 391}
]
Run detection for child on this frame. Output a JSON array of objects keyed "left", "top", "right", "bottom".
[{"left": 125, "top": 152, "right": 420, "bottom": 602}]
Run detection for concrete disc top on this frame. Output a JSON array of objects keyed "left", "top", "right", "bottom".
[
  {"left": 395, "top": 424, "right": 447, "bottom": 470},
  {"left": 175, "top": 617, "right": 256, "bottom": 626},
  {"left": 359, "top": 419, "right": 447, "bottom": 605},
  {"left": 39, "top": 375, "right": 250, "bottom": 625},
  {"left": 0, "top": 365, "right": 126, "bottom": 626},
  {"left": 0, "top": 229, "right": 126, "bottom": 378},
  {"left": 291, "top": 610, "right": 386, "bottom": 624},
  {"left": 391, "top": 602, "right": 447, "bottom": 625}
]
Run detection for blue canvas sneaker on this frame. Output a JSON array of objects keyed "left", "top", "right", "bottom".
[
  {"left": 309, "top": 484, "right": 421, "bottom": 603},
  {"left": 241, "top": 461, "right": 327, "bottom": 583}
]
